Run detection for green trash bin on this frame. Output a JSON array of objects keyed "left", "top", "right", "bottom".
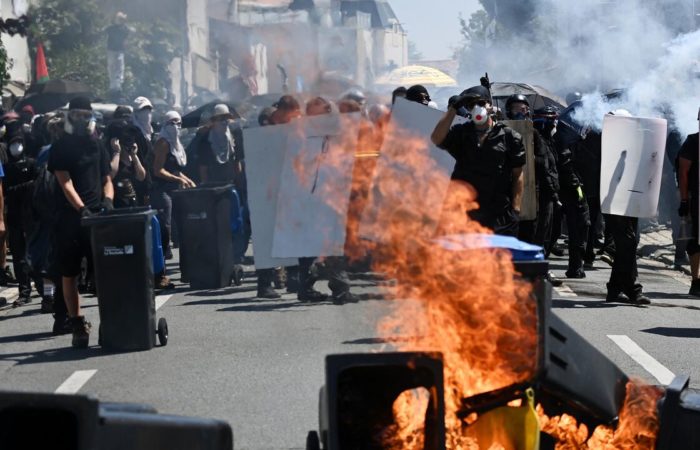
[{"left": 83, "top": 207, "right": 168, "bottom": 351}]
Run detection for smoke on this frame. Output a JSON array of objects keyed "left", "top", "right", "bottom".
[{"left": 460, "top": 0, "right": 700, "bottom": 136}]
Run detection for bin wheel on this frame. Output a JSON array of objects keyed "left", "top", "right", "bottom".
[
  {"left": 157, "top": 318, "right": 169, "bottom": 346},
  {"left": 306, "top": 431, "right": 320, "bottom": 450}
]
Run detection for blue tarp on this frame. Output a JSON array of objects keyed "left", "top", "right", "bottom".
[{"left": 434, "top": 234, "right": 545, "bottom": 262}]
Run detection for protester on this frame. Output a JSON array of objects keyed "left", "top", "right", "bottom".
[
  {"left": 677, "top": 111, "right": 700, "bottom": 296},
  {"left": 431, "top": 88, "right": 526, "bottom": 236},
  {"left": 601, "top": 110, "right": 650, "bottom": 305},
  {"left": 3, "top": 121, "right": 42, "bottom": 308},
  {"left": 391, "top": 86, "right": 407, "bottom": 105},
  {"left": 105, "top": 110, "right": 146, "bottom": 208},
  {"left": 48, "top": 97, "right": 114, "bottom": 348},
  {"left": 193, "top": 104, "right": 238, "bottom": 184},
  {"left": 131, "top": 97, "right": 154, "bottom": 205},
  {"left": 151, "top": 111, "right": 195, "bottom": 261},
  {"left": 405, "top": 85, "right": 431, "bottom": 106},
  {"left": 270, "top": 95, "right": 302, "bottom": 125}
]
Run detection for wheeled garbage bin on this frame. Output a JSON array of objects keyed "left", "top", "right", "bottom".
[
  {"left": 82, "top": 207, "right": 168, "bottom": 351},
  {"left": 171, "top": 185, "right": 236, "bottom": 289}
]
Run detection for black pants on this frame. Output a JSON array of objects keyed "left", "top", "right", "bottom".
[
  {"left": 519, "top": 195, "right": 554, "bottom": 248},
  {"left": 470, "top": 208, "right": 520, "bottom": 237},
  {"left": 8, "top": 219, "right": 31, "bottom": 298},
  {"left": 585, "top": 196, "right": 601, "bottom": 263},
  {"left": 605, "top": 214, "right": 642, "bottom": 296},
  {"left": 560, "top": 191, "right": 590, "bottom": 272},
  {"left": 151, "top": 187, "right": 173, "bottom": 254}
]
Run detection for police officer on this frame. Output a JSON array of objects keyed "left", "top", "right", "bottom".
[{"left": 431, "top": 88, "right": 525, "bottom": 236}]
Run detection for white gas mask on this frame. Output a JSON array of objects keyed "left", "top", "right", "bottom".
[
  {"left": 9, "top": 142, "right": 23, "bottom": 157},
  {"left": 470, "top": 105, "right": 489, "bottom": 125}
]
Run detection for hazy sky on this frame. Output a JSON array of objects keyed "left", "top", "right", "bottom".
[{"left": 390, "top": 0, "right": 482, "bottom": 60}]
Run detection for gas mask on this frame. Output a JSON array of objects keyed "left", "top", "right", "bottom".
[
  {"left": 534, "top": 119, "right": 558, "bottom": 137},
  {"left": 9, "top": 142, "right": 23, "bottom": 158},
  {"left": 470, "top": 105, "right": 489, "bottom": 125},
  {"left": 511, "top": 112, "right": 530, "bottom": 121}
]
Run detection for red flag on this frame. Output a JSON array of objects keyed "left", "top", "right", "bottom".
[{"left": 36, "top": 42, "right": 49, "bottom": 83}]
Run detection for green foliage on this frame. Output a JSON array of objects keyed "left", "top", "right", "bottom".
[
  {"left": 29, "top": 0, "right": 181, "bottom": 100},
  {"left": 0, "top": 37, "right": 11, "bottom": 89},
  {"left": 123, "top": 20, "right": 181, "bottom": 100}
]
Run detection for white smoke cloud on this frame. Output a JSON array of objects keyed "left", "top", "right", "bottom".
[{"left": 460, "top": 0, "right": 700, "bottom": 136}]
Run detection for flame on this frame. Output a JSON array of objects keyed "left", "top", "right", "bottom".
[{"left": 290, "top": 112, "right": 662, "bottom": 449}]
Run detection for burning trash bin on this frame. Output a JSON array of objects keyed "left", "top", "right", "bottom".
[
  {"left": 171, "top": 185, "right": 238, "bottom": 289},
  {"left": 82, "top": 207, "right": 168, "bottom": 351}
]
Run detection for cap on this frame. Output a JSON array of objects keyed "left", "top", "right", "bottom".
[
  {"left": 461, "top": 85, "right": 490, "bottom": 101},
  {"left": 211, "top": 104, "right": 235, "bottom": 120},
  {"left": 165, "top": 110, "right": 182, "bottom": 123},
  {"left": 133, "top": 96, "right": 153, "bottom": 111},
  {"left": 69, "top": 96, "right": 92, "bottom": 111}
]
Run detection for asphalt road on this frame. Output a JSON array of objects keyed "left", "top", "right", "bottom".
[{"left": 0, "top": 246, "right": 699, "bottom": 449}]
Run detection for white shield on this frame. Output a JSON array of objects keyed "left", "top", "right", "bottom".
[
  {"left": 600, "top": 115, "right": 668, "bottom": 218},
  {"left": 272, "top": 113, "right": 360, "bottom": 258}
]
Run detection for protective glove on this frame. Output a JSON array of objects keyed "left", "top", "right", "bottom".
[
  {"left": 101, "top": 198, "right": 114, "bottom": 212},
  {"left": 576, "top": 186, "right": 584, "bottom": 202},
  {"left": 79, "top": 207, "right": 93, "bottom": 219},
  {"left": 679, "top": 200, "right": 690, "bottom": 217}
]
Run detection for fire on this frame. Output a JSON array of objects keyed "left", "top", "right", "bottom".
[{"left": 289, "top": 112, "right": 662, "bottom": 449}]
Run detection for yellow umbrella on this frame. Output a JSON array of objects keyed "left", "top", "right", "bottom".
[{"left": 376, "top": 65, "right": 458, "bottom": 87}]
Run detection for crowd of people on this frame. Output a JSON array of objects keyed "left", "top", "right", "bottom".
[{"left": 0, "top": 78, "right": 696, "bottom": 348}]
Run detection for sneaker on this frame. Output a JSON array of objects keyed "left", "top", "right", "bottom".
[
  {"left": 689, "top": 279, "right": 700, "bottom": 297},
  {"left": 583, "top": 259, "right": 595, "bottom": 269},
  {"left": 550, "top": 245, "right": 565, "bottom": 257},
  {"left": 155, "top": 275, "right": 175, "bottom": 291},
  {"left": 600, "top": 252, "right": 614, "bottom": 266},
  {"left": 546, "top": 272, "right": 563, "bottom": 287},
  {"left": 52, "top": 314, "right": 72, "bottom": 336},
  {"left": 257, "top": 286, "right": 281, "bottom": 299},
  {"left": 565, "top": 269, "right": 586, "bottom": 279},
  {"left": 71, "top": 316, "right": 91, "bottom": 349},
  {"left": 273, "top": 267, "right": 286, "bottom": 290},
  {"left": 625, "top": 293, "right": 651, "bottom": 306},
  {"left": 0, "top": 267, "right": 16, "bottom": 286},
  {"left": 230, "top": 265, "right": 244, "bottom": 287},
  {"left": 41, "top": 296, "right": 54, "bottom": 314},
  {"left": 298, "top": 288, "right": 327, "bottom": 303},
  {"left": 12, "top": 294, "right": 31, "bottom": 308},
  {"left": 332, "top": 291, "right": 359, "bottom": 305}
]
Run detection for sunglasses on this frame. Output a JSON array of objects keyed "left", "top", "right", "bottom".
[{"left": 467, "top": 100, "right": 488, "bottom": 108}]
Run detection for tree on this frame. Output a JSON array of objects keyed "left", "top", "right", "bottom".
[
  {"left": 28, "top": 0, "right": 181, "bottom": 101},
  {"left": 28, "top": 0, "right": 108, "bottom": 95},
  {"left": 408, "top": 40, "right": 423, "bottom": 62}
]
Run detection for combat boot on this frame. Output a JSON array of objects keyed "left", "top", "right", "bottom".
[
  {"left": 689, "top": 279, "right": 700, "bottom": 298},
  {"left": 71, "top": 316, "right": 91, "bottom": 349}
]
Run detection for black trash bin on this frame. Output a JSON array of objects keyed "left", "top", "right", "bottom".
[
  {"left": 171, "top": 185, "right": 235, "bottom": 289},
  {"left": 82, "top": 207, "right": 168, "bottom": 351}
]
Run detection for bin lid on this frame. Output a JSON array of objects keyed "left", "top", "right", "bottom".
[
  {"left": 434, "top": 234, "right": 545, "bottom": 262},
  {"left": 81, "top": 207, "right": 156, "bottom": 226},
  {"left": 170, "top": 183, "right": 235, "bottom": 197}
]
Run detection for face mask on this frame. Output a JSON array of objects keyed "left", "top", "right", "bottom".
[
  {"left": 511, "top": 112, "right": 529, "bottom": 120},
  {"left": 164, "top": 122, "right": 181, "bottom": 137},
  {"left": 9, "top": 142, "right": 23, "bottom": 157},
  {"left": 136, "top": 109, "right": 152, "bottom": 123},
  {"left": 470, "top": 105, "right": 489, "bottom": 125}
]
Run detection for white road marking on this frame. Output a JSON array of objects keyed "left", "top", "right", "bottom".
[
  {"left": 554, "top": 285, "right": 577, "bottom": 298},
  {"left": 55, "top": 370, "right": 98, "bottom": 394},
  {"left": 608, "top": 335, "right": 675, "bottom": 385},
  {"left": 155, "top": 294, "right": 173, "bottom": 311}
]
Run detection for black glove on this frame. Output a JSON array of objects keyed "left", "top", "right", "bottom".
[
  {"left": 101, "top": 198, "right": 114, "bottom": 212},
  {"left": 679, "top": 200, "right": 690, "bottom": 217},
  {"left": 79, "top": 207, "right": 93, "bottom": 219}
]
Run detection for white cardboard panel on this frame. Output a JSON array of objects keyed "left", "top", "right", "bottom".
[
  {"left": 243, "top": 125, "right": 298, "bottom": 270},
  {"left": 271, "top": 113, "right": 360, "bottom": 258},
  {"left": 600, "top": 115, "right": 668, "bottom": 218},
  {"left": 359, "top": 98, "right": 464, "bottom": 241}
]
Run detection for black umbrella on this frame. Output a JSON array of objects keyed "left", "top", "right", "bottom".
[
  {"left": 490, "top": 82, "right": 567, "bottom": 111},
  {"left": 181, "top": 100, "right": 240, "bottom": 129},
  {"left": 15, "top": 79, "right": 92, "bottom": 114}
]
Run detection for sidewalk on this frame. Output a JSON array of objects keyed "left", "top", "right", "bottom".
[{"left": 637, "top": 225, "right": 690, "bottom": 275}]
